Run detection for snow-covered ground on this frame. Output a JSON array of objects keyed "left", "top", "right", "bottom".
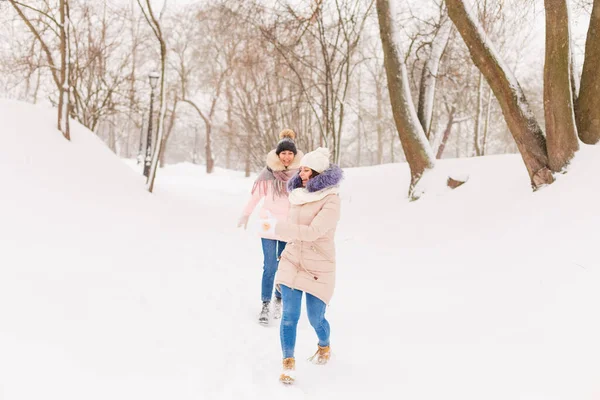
[{"left": 1, "top": 99, "right": 598, "bottom": 400}]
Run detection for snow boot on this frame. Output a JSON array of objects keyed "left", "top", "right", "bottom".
[
  {"left": 308, "top": 344, "right": 331, "bottom": 365},
  {"left": 279, "top": 357, "right": 296, "bottom": 384},
  {"left": 258, "top": 301, "right": 270, "bottom": 325},
  {"left": 272, "top": 297, "right": 282, "bottom": 319}
]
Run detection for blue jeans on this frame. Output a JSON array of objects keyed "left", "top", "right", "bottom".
[
  {"left": 261, "top": 238, "right": 286, "bottom": 302},
  {"left": 280, "top": 284, "right": 330, "bottom": 359}
]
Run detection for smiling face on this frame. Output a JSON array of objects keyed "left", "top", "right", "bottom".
[
  {"left": 278, "top": 150, "right": 295, "bottom": 167},
  {"left": 299, "top": 167, "right": 313, "bottom": 187}
]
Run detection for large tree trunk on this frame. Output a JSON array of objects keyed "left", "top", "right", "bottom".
[
  {"left": 544, "top": 0, "right": 579, "bottom": 172},
  {"left": 446, "top": 0, "right": 554, "bottom": 189},
  {"left": 575, "top": 0, "right": 600, "bottom": 144},
  {"left": 377, "top": 0, "right": 435, "bottom": 195},
  {"left": 418, "top": 14, "right": 452, "bottom": 138}
]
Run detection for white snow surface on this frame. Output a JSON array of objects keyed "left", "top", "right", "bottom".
[{"left": 1, "top": 99, "right": 599, "bottom": 399}]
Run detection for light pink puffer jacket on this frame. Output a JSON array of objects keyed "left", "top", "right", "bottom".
[{"left": 275, "top": 193, "right": 341, "bottom": 304}]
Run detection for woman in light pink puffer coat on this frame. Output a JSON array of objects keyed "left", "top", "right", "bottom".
[{"left": 258, "top": 147, "right": 343, "bottom": 385}]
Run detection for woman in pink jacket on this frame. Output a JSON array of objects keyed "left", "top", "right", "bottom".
[
  {"left": 238, "top": 129, "right": 303, "bottom": 325},
  {"left": 259, "top": 147, "right": 343, "bottom": 384}
]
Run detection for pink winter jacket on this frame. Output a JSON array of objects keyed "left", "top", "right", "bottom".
[
  {"left": 241, "top": 149, "right": 303, "bottom": 241},
  {"left": 275, "top": 193, "right": 341, "bottom": 305}
]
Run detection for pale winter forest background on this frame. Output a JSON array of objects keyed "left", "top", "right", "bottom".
[{"left": 1, "top": 0, "right": 597, "bottom": 192}]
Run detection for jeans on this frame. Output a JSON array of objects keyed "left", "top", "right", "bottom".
[
  {"left": 280, "top": 284, "right": 330, "bottom": 359},
  {"left": 261, "top": 238, "right": 286, "bottom": 302}
]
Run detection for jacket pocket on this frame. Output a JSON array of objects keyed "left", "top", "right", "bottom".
[
  {"left": 303, "top": 243, "right": 334, "bottom": 263},
  {"left": 302, "top": 247, "right": 334, "bottom": 275}
]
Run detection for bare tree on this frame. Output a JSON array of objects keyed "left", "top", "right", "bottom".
[
  {"left": 172, "top": 5, "right": 240, "bottom": 174},
  {"left": 376, "top": 0, "right": 436, "bottom": 198},
  {"left": 8, "top": 0, "right": 71, "bottom": 139},
  {"left": 137, "top": 0, "right": 167, "bottom": 193},
  {"left": 159, "top": 90, "right": 178, "bottom": 168},
  {"left": 544, "top": 0, "right": 579, "bottom": 172},
  {"left": 575, "top": 0, "right": 600, "bottom": 144},
  {"left": 446, "top": 0, "right": 554, "bottom": 189},
  {"left": 259, "top": 0, "right": 375, "bottom": 163},
  {"left": 58, "top": 0, "right": 70, "bottom": 139},
  {"left": 472, "top": 0, "right": 493, "bottom": 157},
  {"left": 417, "top": 11, "right": 453, "bottom": 139},
  {"left": 69, "top": 2, "right": 132, "bottom": 133}
]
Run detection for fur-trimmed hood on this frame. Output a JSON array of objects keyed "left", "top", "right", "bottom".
[
  {"left": 266, "top": 149, "right": 304, "bottom": 172},
  {"left": 287, "top": 164, "right": 344, "bottom": 193}
]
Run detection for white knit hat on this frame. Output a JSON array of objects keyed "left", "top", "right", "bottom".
[{"left": 300, "top": 147, "right": 331, "bottom": 173}]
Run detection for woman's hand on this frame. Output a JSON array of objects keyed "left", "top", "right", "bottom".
[{"left": 237, "top": 215, "right": 249, "bottom": 229}]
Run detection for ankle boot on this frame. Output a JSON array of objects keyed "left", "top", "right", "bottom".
[
  {"left": 308, "top": 344, "right": 330, "bottom": 365},
  {"left": 279, "top": 357, "right": 295, "bottom": 384}
]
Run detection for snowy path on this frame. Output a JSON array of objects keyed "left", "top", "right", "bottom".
[
  {"left": 0, "top": 162, "right": 598, "bottom": 399},
  {"left": 0, "top": 99, "right": 598, "bottom": 399},
  {"left": 144, "top": 168, "right": 600, "bottom": 400}
]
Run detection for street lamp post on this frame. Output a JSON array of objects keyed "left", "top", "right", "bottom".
[{"left": 143, "top": 72, "right": 160, "bottom": 178}]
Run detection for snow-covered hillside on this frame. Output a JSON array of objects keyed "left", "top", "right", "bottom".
[{"left": 1, "top": 100, "right": 598, "bottom": 400}]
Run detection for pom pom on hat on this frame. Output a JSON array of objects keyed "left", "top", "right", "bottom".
[
  {"left": 275, "top": 128, "right": 298, "bottom": 155},
  {"left": 279, "top": 129, "right": 296, "bottom": 140},
  {"left": 300, "top": 147, "right": 331, "bottom": 173}
]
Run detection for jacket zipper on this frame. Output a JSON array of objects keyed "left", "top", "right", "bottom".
[{"left": 310, "top": 244, "right": 333, "bottom": 262}]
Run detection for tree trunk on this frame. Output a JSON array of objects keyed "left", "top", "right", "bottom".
[
  {"left": 182, "top": 99, "right": 215, "bottom": 174},
  {"left": 446, "top": 0, "right": 554, "bottom": 189},
  {"left": 544, "top": 0, "right": 579, "bottom": 172},
  {"left": 225, "top": 84, "right": 234, "bottom": 170},
  {"left": 205, "top": 122, "right": 214, "bottom": 174},
  {"left": 418, "top": 14, "right": 452, "bottom": 138},
  {"left": 436, "top": 107, "right": 456, "bottom": 159},
  {"left": 376, "top": 75, "right": 384, "bottom": 165},
  {"left": 377, "top": 0, "right": 435, "bottom": 195},
  {"left": 108, "top": 120, "right": 117, "bottom": 153},
  {"left": 482, "top": 87, "right": 493, "bottom": 155},
  {"left": 473, "top": 72, "right": 484, "bottom": 156},
  {"left": 244, "top": 130, "right": 251, "bottom": 178},
  {"left": 575, "top": 0, "right": 600, "bottom": 144},
  {"left": 159, "top": 99, "right": 178, "bottom": 168},
  {"left": 192, "top": 127, "right": 199, "bottom": 164},
  {"left": 144, "top": 0, "right": 168, "bottom": 193},
  {"left": 33, "top": 68, "right": 41, "bottom": 104},
  {"left": 357, "top": 118, "right": 362, "bottom": 166},
  {"left": 58, "top": 0, "right": 71, "bottom": 140},
  {"left": 126, "top": 0, "right": 137, "bottom": 159},
  {"left": 357, "top": 73, "right": 362, "bottom": 166}
]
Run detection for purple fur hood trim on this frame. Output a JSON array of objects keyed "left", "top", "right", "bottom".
[{"left": 287, "top": 164, "right": 344, "bottom": 193}]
